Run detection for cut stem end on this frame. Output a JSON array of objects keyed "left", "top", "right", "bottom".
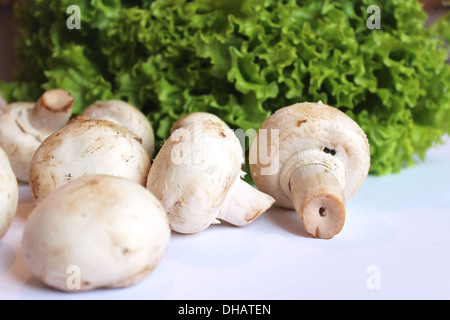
[
  {"left": 31, "top": 89, "right": 74, "bottom": 132},
  {"left": 289, "top": 162, "right": 346, "bottom": 239},
  {"left": 301, "top": 194, "right": 345, "bottom": 239}
]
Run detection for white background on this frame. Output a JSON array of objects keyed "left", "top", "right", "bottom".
[{"left": 1, "top": 135, "right": 449, "bottom": 300}]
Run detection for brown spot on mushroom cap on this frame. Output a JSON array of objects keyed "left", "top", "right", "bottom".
[
  {"left": 68, "top": 115, "right": 90, "bottom": 124},
  {"left": 200, "top": 119, "right": 229, "bottom": 138},
  {"left": 297, "top": 119, "right": 307, "bottom": 127}
]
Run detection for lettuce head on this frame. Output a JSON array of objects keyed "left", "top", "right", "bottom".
[{"left": 1, "top": 0, "right": 449, "bottom": 176}]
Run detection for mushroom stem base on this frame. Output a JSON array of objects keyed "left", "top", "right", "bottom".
[
  {"left": 289, "top": 165, "right": 345, "bottom": 239},
  {"left": 30, "top": 89, "right": 74, "bottom": 133}
]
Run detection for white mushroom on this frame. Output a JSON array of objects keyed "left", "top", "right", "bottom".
[
  {"left": 29, "top": 116, "right": 150, "bottom": 203},
  {"left": 0, "top": 89, "right": 74, "bottom": 182},
  {"left": 83, "top": 100, "right": 155, "bottom": 157},
  {"left": 250, "top": 102, "right": 370, "bottom": 239},
  {"left": 22, "top": 175, "right": 170, "bottom": 292},
  {"left": 0, "top": 147, "right": 18, "bottom": 239},
  {"left": 147, "top": 113, "right": 275, "bottom": 234}
]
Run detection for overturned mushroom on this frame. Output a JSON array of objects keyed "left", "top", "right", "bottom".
[
  {"left": 250, "top": 102, "right": 370, "bottom": 239},
  {"left": 0, "top": 147, "right": 18, "bottom": 239},
  {"left": 147, "top": 113, "right": 274, "bottom": 234},
  {"left": 29, "top": 116, "right": 150, "bottom": 203},
  {"left": 0, "top": 89, "right": 74, "bottom": 182},
  {"left": 22, "top": 175, "right": 170, "bottom": 292},
  {"left": 83, "top": 100, "right": 155, "bottom": 157}
]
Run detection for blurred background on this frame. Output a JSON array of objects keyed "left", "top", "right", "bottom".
[
  {"left": 0, "top": 0, "right": 17, "bottom": 82},
  {"left": 0, "top": 0, "right": 449, "bottom": 82}
]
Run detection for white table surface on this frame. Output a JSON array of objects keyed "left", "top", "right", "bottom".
[{"left": 0, "top": 135, "right": 449, "bottom": 300}]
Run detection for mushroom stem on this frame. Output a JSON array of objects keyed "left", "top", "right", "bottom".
[
  {"left": 220, "top": 178, "right": 275, "bottom": 226},
  {"left": 280, "top": 150, "right": 346, "bottom": 239},
  {"left": 289, "top": 166, "right": 345, "bottom": 239},
  {"left": 30, "top": 89, "right": 74, "bottom": 133}
]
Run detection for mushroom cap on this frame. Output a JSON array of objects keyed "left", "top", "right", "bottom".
[
  {"left": 29, "top": 118, "right": 150, "bottom": 203},
  {"left": 250, "top": 102, "right": 370, "bottom": 209},
  {"left": 22, "top": 175, "right": 170, "bottom": 292},
  {"left": 83, "top": 100, "right": 155, "bottom": 158},
  {"left": 147, "top": 119, "right": 243, "bottom": 233},
  {"left": 0, "top": 147, "right": 18, "bottom": 239},
  {"left": 170, "top": 112, "right": 228, "bottom": 134},
  {"left": 0, "top": 102, "right": 44, "bottom": 182}
]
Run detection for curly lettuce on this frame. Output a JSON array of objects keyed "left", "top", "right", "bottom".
[{"left": 1, "top": 0, "right": 449, "bottom": 176}]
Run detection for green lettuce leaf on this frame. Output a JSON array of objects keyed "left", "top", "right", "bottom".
[{"left": 1, "top": 0, "right": 449, "bottom": 178}]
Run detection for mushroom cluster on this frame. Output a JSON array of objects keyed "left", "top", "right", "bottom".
[
  {"left": 1, "top": 91, "right": 371, "bottom": 292},
  {"left": 0, "top": 91, "right": 172, "bottom": 292}
]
